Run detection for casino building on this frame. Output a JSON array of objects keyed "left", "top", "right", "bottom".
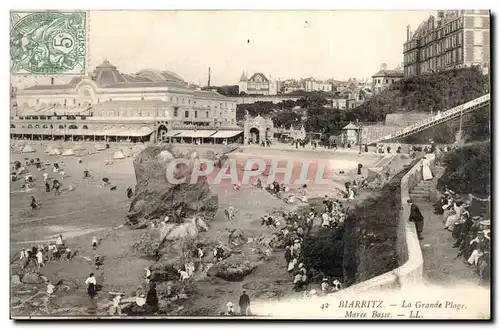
[{"left": 10, "top": 60, "right": 243, "bottom": 144}]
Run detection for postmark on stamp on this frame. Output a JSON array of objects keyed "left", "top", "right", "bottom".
[{"left": 10, "top": 11, "right": 87, "bottom": 75}]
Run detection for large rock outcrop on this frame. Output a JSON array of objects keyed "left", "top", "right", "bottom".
[
  {"left": 126, "top": 145, "right": 219, "bottom": 226},
  {"left": 206, "top": 259, "right": 259, "bottom": 281}
]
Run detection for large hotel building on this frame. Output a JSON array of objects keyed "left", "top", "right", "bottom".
[
  {"left": 10, "top": 60, "right": 243, "bottom": 144},
  {"left": 403, "top": 10, "right": 490, "bottom": 77}
]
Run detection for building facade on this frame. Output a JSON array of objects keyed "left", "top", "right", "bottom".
[
  {"left": 404, "top": 10, "right": 490, "bottom": 77},
  {"left": 11, "top": 60, "right": 242, "bottom": 143},
  {"left": 238, "top": 72, "right": 277, "bottom": 95},
  {"left": 304, "top": 79, "right": 333, "bottom": 92},
  {"left": 341, "top": 123, "right": 360, "bottom": 145},
  {"left": 243, "top": 113, "right": 275, "bottom": 144},
  {"left": 278, "top": 79, "right": 305, "bottom": 94},
  {"left": 371, "top": 64, "right": 404, "bottom": 94}
]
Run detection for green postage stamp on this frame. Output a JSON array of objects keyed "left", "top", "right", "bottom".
[{"left": 10, "top": 11, "right": 87, "bottom": 75}]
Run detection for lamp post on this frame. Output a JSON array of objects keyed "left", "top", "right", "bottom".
[
  {"left": 456, "top": 105, "right": 464, "bottom": 144},
  {"left": 153, "top": 105, "right": 158, "bottom": 144},
  {"left": 356, "top": 119, "right": 362, "bottom": 153}
]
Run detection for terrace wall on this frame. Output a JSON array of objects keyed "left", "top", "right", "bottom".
[{"left": 340, "top": 154, "right": 435, "bottom": 293}]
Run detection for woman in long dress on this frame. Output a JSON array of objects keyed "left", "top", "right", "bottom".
[
  {"left": 422, "top": 157, "right": 433, "bottom": 181},
  {"left": 85, "top": 273, "right": 97, "bottom": 299}
]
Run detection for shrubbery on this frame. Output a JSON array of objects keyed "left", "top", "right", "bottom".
[
  {"left": 297, "top": 159, "right": 420, "bottom": 286},
  {"left": 234, "top": 67, "right": 489, "bottom": 142},
  {"left": 346, "top": 66, "right": 489, "bottom": 123},
  {"left": 300, "top": 226, "right": 345, "bottom": 279},
  {"left": 437, "top": 141, "right": 491, "bottom": 196}
]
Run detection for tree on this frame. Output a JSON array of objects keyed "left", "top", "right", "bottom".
[
  {"left": 348, "top": 67, "right": 489, "bottom": 124},
  {"left": 437, "top": 141, "right": 490, "bottom": 196},
  {"left": 274, "top": 111, "right": 302, "bottom": 128}
]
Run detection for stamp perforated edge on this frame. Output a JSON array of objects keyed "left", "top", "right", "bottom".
[{"left": 10, "top": 10, "right": 90, "bottom": 78}]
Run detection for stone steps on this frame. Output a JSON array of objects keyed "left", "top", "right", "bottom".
[
  {"left": 408, "top": 165, "right": 445, "bottom": 203},
  {"left": 409, "top": 191, "right": 431, "bottom": 197},
  {"left": 409, "top": 195, "right": 432, "bottom": 202}
]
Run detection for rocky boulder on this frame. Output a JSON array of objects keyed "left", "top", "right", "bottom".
[
  {"left": 206, "top": 260, "right": 258, "bottom": 281},
  {"left": 150, "top": 244, "right": 185, "bottom": 281},
  {"left": 126, "top": 145, "right": 218, "bottom": 226},
  {"left": 256, "top": 233, "right": 287, "bottom": 250},
  {"left": 11, "top": 275, "right": 22, "bottom": 286},
  {"left": 21, "top": 272, "right": 43, "bottom": 284}
]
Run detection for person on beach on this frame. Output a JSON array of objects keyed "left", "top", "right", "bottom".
[
  {"left": 85, "top": 273, "right": 97, "bottom": 299},
  {"left": 92, "top": 236, "right": 98, "bottom": 250},
  {"left": 30, "top": 196, "right": 40, "bottom": 210},
  {"left": 47, "top": 281, "right": 55, "bottom": 297},
  {"left": 126, "top": 186, "right": 133, "bottom": 199},
  {"left": 144, "top": 267, "right": 152, "bottom": 284},
  {"left": 239, "top": 290, "right": 250, "bottom": 316},
  {"left": 36, "top": 248, "right": 44, "bottom": 268},
  {"left": 53, "top": 180, "right": 61, "bottom": 195},
  {"left": 65, "top": 248, "right": 72, "bottom": 262},
  {"left": 56, "top": 234, "right": 64, "bottom": 248},
  {"left": 112, "top": 295, "right": 122, "bottom": 315},
  {"left": 47, "top": 244, "right": 54, "bottom": 262}
]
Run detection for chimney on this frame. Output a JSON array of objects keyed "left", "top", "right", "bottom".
[
  {"left": 381, "top": 63, "right": 388, "bottom": 71},
  {"left": 406, "top": 25, "right": 411, "bottom": 41}
]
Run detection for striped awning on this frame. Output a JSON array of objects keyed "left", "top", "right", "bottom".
[
  {"left": 211, "top": 130, "right": 243, "bottom": 138},
  {"left": 177, "top": 130, "right": 218, "bottom": 138},
  {"left": 165, "top": 131, "right": 182, "bottom": 137},
  {"left": 10, "top": 127, "right": 153, "bottom": 137},
  {"left": 100, "top": 128, "right": 153, "bottom": 137}
]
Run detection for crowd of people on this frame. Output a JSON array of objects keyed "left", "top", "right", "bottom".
[
  {"left": 10, "top": 150, "right": 150, "bottom": 315},
  {"left": 281, "top": 202, "right": 346, "bottom": 297},
  {"left": 434, "top": 189, "right": 490, "bottom": 284},
  {"left": 257, "top": 200, "right": 349, "bottom": 296}
]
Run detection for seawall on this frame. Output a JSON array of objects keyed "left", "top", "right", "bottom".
[{"left": 338, "top": 154, "right": 435, "bottom": 293}]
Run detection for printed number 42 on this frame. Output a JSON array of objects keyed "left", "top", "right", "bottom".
[{"left": 321, "top": 303, "right": 329, "bottom": 309}]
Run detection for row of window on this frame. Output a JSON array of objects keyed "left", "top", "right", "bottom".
[
  {"left": 404, "top": 40, "right": 419, "bottom": 53},
  {"left": 439, "top": 32, "right": 463, "bottom": 53},
  {"left": 32, "top": 97, "right": 236, "bottom": 109},
  {"left": 12, "top": 124, "right": 89, "bottom": 129},
  {"left": 172, "top": 108, "right": 210, "bottom": 119},
  {"left": 373, "top": 78, "right": 399, "bottom": 84},
  {"left": 17, "top": 115, "right": 88, "bottom": 120},
  {"left": 406, "top": 31, "right": 464, "bottom": 64},
  {"left": 420, "top": 32, "right": 435, "bottom": 47},
  {"left": 405, "top": 46, "right": 465, "bottom": 75},
  {"left": 437, "top": 18, "right": 464, "bottom": 39},
  {"left": 437, "top": 48, "right": 464, "bottom": 68},
  {"left": 404, "top": 65, "right": 418, "bottom": 76},
  {"left": 404, "top": 50, "right": 419, "bottom": 65}
]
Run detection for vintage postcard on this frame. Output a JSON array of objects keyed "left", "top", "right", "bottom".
[{"left": 9, "top": 10, "right": 491, "bottom": 319}]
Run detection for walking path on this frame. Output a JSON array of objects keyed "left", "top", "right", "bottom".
[{"left": 410, "top": 167, "right": 480, "bottom": 286}]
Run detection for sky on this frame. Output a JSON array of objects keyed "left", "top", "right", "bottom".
[{"left": 11, "top": 10, "right": 435, "bottom": 88}]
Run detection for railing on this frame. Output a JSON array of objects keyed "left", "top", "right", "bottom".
[{"left": 368, "top": 93, "right": 490, "bottom": 144}]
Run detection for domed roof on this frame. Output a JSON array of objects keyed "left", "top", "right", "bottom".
[
  {"left": 96, "top": 60, "right": 117, "bottom": 70},
  {"left": 93, "top": 60, "right": 126, "bottom": 87},
  {"left": 136, "top": 69, "right": 185, "bottom": 83}
]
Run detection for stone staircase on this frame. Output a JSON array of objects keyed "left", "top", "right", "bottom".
[{"left": 409, "top": 166, "right": 445, "bottom": 203}]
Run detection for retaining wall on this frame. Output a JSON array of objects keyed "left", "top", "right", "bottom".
[{"left": 339, "top": 154, "right": 435, "bottom": 293}]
